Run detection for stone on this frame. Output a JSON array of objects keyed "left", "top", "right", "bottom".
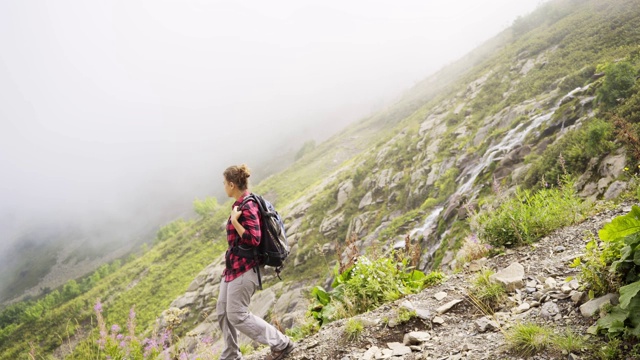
[
  {"left": 432, "top": 316, "right": 445, "bottom": 325},
  {"left": 490, "top": 262, "right": 525, "bottom": 292},
  {"left": 436, "top": 299, "right": 463, "bottom": 314},
  {"left": 415, "top": 308, "right": 431, "bottom": 320},
  {"left": 362, "top": 346, "right": 379, "bottom": 360},
  {"left": 571, "top": 291, "right": 586, "bottom": 305},
  {"left": 540, "top": 302, "right": 560, "bottom": 320},
  {"left": 400, "top": 300, "right": 415, "bottom": 311},
  {"left": 387, "top": 342, "right": 412, "bottom": 356},
  {"left": 404, "top": 331, "right": 431, "bottom": 345},
  {"left": 604, "top": 181, "right": 627, "bottom": 200},
  {"left": 434, "top": 292, "right": 448, "bottom": 301},
  {"left": 544, "top": 277, "right": 557, "bottom": 289},
  {"left": 475, "top": 317, "right": 499, "bottom": 332},
  {"left": 580, "top": 293, "right": 619, "bottom": 317},
  {"left": 513, "top": 303, "right": 531, "bottom": 314}
]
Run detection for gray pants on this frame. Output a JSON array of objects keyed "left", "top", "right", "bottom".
[{"left": 216, "top": 268, "right": 289, "bottom": 360}]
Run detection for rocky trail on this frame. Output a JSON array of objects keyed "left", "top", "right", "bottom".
[{"left": 245, "top": 203, "right": 632, "bottom": 360}]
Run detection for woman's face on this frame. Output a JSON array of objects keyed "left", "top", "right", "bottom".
[{"left": 223, "top": 178, "right": 234, "bottom": 198}]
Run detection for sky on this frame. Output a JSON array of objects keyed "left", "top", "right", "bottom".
[{"left": 0, "top": 0, "right": 546, "bottom": 253}]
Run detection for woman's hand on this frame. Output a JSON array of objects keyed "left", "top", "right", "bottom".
[
  {"left": 230, "top": 206, "right": 245, "bottom": 237},
  {"left": 230, "top": 206, "right": 242, "bottom": 222}
]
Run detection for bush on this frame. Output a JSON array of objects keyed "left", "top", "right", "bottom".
[
  {"left": 476, "top": 177, "right": 586, "bottom": 248},
  {"left": 506, "top": 323, "right": 553, "bottom": 356},
  {"left": 591, "top": 206, "right": 640, "bottom": 338},
  {"left": 309, "top": 253, "right": 440, "bottom": 325},
  {"left": 597, "top": 60, "right": 638, "bottom": 109}
]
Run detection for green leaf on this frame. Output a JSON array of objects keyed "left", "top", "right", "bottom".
[
  {"left": 619, "top": 280, "right": 640, "bottom": 309},
  {"left": 311, "top": 286, "right": 330, "bottom": 306},
  {"left": 599, "top": 206, "right": 640, "bottom": 242},
  {"left": 596, "top": 306, "right": 628, "bottom": 334}
]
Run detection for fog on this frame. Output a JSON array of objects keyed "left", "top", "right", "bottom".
[{"left": 0, "top": 1, "right": 545, "bottom": 257}]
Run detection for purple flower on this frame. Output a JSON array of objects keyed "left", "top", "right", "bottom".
[
  {"left": 111, "top": 324, "right": 121, "bottom": 334},
  {"left": 201, "top": 336, "right": 213, "bottom": 345},
  {"left": 120, "top": 341, "right": 127, "bottom": 348},
  {"left": 94, "top": 300, "right": 103, "bottom": 313},
  {"left": 116, "top": 334, "right": 124, "bottom": 340}
]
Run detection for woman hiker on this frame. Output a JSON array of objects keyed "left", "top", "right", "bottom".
[{"left": 217, "top": 164, "right": 296, "bottom": 360}]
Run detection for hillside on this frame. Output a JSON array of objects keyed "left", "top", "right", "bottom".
[{"left": 2, "top": 0, "right": 640, "bottom": 358}]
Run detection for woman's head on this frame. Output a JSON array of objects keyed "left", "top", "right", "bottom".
[{"left": 223, "top": 164, "right": 251, "bottom": 196}]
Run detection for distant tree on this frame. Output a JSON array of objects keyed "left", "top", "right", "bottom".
[
  {"left": 193, "top": 196, "right": 219, "bottom": 218},
  {"left": 62, "top": 280, "right": 81, "bottom": 300}
]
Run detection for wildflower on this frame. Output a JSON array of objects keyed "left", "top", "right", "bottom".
[
  {"left": 116, "top": 334, "right": 124, "bottom": 340},
  {"left": 625, "top": 166, "right": 630, "bottom": 171},
  {"left": 120, "top": 341, "right": 127, "bottom": 348},
  {"left": 111, "top": 324, "right": 121, "bottom": 334},
  {"left": 94, "top": 300, "right": 103, "bottom": 313}
]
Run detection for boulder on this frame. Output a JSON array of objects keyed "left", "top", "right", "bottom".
[
  {"left": 580, "top": 293, "right": 619, "bottom": 318},
  {"left": 490, "top": 262, "right": 525, "bottom": 292}
]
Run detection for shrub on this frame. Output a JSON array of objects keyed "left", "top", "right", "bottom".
[
  {"left": 476, "top": 177, "right": 586, "bottom": 248},
  {"left": 309, "top": 253, "right": 436, "bottom": 325},
  {"left": 597, "top": 60, "right": 638, "bottom": 109},
  {"left": 471, "top": 270, "right": 506, "bottom": 312},
  {"left": 591, "top": 206, "right": 640, "bottom": 338}
]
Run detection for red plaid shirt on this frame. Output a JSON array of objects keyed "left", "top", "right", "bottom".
[{"left": 223, "top": 191, "right": 261, "bottom": 282}]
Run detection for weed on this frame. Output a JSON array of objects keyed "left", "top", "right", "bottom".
[
  {"left": 551, "top": 328, "right": 586, "bottom": 354},
  {"left": 469, "top": 269, "right": 506, "bottom": 313},
  {"left": 344, "top": 318, "right": 364, "bottom": 341},
  {"left": 397, "top": 308, "right": 417, "bottom": 324},
  {"left": 506, "top": 323, "right": 553, "bottom": 356}
]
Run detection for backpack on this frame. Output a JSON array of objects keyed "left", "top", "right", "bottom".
[{"left": 232, "top": 193, "right": 289, "bottom": 289}]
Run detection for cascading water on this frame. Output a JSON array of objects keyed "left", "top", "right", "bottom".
[{"left": 410, "top": 85, "right": 590, "bottom": 269}]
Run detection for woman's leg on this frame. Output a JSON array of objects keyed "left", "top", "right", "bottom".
[
  {"left": 217, "top": 278, "right": 242, "bottom": 360},
  {"left": 226, "top": 269, "right": 290, "bottom": 351}
]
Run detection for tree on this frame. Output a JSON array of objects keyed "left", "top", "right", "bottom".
[{"left": 193, "top": 197, "right": 219, "bottom": 218}]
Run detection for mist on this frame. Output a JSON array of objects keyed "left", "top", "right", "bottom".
[{"left": 0, "top": 1, "right": 545, "bottom": 261}]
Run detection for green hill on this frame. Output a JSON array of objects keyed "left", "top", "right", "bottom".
[{"left": 2, "top": 0, "right": 640, "bottom": 358}]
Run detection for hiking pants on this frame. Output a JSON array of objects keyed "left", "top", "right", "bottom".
[{"left": 216, "top": 268, "right": 289, "bottom": 360}]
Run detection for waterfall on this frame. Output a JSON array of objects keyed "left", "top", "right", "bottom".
[{"left": 409, "top": 85, "right": 590, "bottom": 269}]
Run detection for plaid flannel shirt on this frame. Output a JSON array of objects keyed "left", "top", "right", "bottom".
[{"left": 223, "top": 191, "right": 261, "bottom": 282}]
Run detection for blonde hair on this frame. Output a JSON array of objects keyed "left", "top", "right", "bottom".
[{"left": 223, "top": 164, "right": 251, "bottom": 191}]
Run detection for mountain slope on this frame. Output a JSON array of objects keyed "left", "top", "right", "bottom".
[{"left": 2, "top": 0, "right": 640, "bottom": 358}]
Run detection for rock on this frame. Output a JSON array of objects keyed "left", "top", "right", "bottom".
[
  {"left": 432, "top": 316, "right": 445, "bottom": 325},
  {"left": 388, "top": 342, "right": 412, "bottom": 356},
  {"left": 513, "top": 303, "right": 531, "bottom": 314},
  {"left": 319, "top": 212, "right": 345, "bottom": 237},
  {"left": 544, "top": 277, "right": 557, "bottom": 289},
  {"left": 400, "top": 300, "right": 415, "bottom": 311},
  {"left": 490, "top": 262, "right": 525, "bottom": 292},
  {"left": 604, "top": 181, "right": 627, "bottom": 200},
  {"left": 359, "top": 191, "right": 374, "bottom": 209},
  {"left": 468, "top": 258, "right": 487, "bottom": 272},
  {"left": 403, "top": 331, "right": 431, "bottom": 345},
  {"left": 415, "top": 308, "right": 431, "bottom": 320},
  {"left": 580, "top": 293, "right": 619, "bottom": 317},
  {"left": 540, "top": 302, "right": 560, "bottom": 320},
  {"left": 475, "top": 317, "right": 500, "bottom": 332},
  {"left": 554, "top": 246, "right": 566, "bottom": 252},
  {"left": 336, "top": 180, "right": 354, "bottom": 209},
  {"left": 571, "top": 291, "right": 586, "bottom": 305},
  {"left": 436, "top": 299, "right": 463, "bottom": 314},
  {"left": 362, "top": 346, "right": 379, "bottom": 360},
  {"left": 434, "top": 292, "right": 448, "bottom": 301}
]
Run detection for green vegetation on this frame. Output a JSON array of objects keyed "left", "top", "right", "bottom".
[
  {"left": 588, "top": 206, "right": 640, "bottom": 338},
  {"left": 193, "top": 196, "right": 220, "bottom": 218},
  {"left": 344, "top": 318, "right": 364, "bottom": 341},
  {"left": 309, "top": 252, "right": 443, "bottom": 326},
  {"left": 468, "top": 269, "right": 506, "bottom": 313},
  {"left": 506, "top": 323, "right": 586, "bottom": 357},
  {"left": 476, "top": 177, "right": 587, "bottom": 248}
]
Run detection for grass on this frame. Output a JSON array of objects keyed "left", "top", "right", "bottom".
[
  {"left": 506, "top": 323, "right": 553, "bottom": 356},
  {"left": 344, "top": 318, "right": 364, "bottom": 341},
  {"left": 506, "top": 323, "right": 587, "bottom": 357},
  {"left": 468, "top": 269, "right": 506, "bottom": 314}
]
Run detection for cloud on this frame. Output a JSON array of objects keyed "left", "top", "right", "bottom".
[{"left": 0, "top": 0, "right": 545, "bottom": 254}]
